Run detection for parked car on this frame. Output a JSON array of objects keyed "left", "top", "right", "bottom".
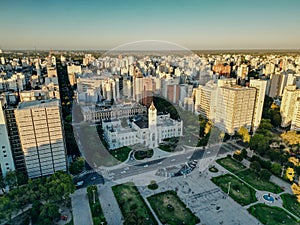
[{"left": 61, "top": 215, "right": 68, "bottom": 221}]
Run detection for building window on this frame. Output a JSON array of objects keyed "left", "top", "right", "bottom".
[
  {"left": 4, "top": 155, "right": 7, "bottom": 157},
  {"left": 2, "top": 146, "right": 5, "bottom": 149}
]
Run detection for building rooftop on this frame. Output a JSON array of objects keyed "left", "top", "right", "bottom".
[
  {"left": 17, "top": 99, "right": 59, "bottom": 109},
  {"left": 134, "top": 118, "right": 149, "bottom": 129}
]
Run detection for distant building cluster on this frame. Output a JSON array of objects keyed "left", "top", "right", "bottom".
[
  {"left": 77, "top": 53, "right": 300, "bottom": 135},
  {"left": 1, "top": 49, "right": 300, "bottom": 179}
]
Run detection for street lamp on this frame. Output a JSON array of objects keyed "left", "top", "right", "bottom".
[
  {"left": 92, "top": 189, "right": 96, "bottom": 204},
  {"left": 227, "top": 182, "right": 231, "bottom": 195}
]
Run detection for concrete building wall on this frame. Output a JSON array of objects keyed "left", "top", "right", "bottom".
[
  {"left": 15, "top": 100, "right": 67, "bottom": 178},
  {"left": 0, "top": 102, "right": 15, "bottom": 176}
]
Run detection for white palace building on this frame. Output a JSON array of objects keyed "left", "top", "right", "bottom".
[{"left": 102, "top": 102, "right": 183, "bottom": 150}]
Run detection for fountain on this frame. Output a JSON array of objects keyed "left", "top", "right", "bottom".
[{"left": 262, "top": 193, "right": 275, "bottom": 203}]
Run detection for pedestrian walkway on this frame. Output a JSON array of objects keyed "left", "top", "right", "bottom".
[
  {"left": 210, "top": 156, "right": 300, "bottom": 222},
  {"left": 71, "top": 188, "right": 93, "bottom": 225},
  {"left": 270, "top": 175, "right": 293, "bottom": 195},
  {"left": 98, "top": 183, "right": 123, "bottom": 225}
]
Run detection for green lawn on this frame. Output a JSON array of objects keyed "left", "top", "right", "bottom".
[
  {"left": 281, "top": 193, "right": 300, "bottom": 218},
  {"left": 109, "top": 146, "right": 132, "bottom": 162},
  {"left": 211, "top": 174, "right": 257, "bottom": 206},
  {"left": 87, "top": 186, "right": 107, "bottom": 225},
  {"left": 158, "top": 144, "right": 175, "bottom": 152},
  {"left": 216, "top": 156, "right": 246, "bottom": 173},
  {"left": 236, "top": 169, "right": 283, "bottom": 194},
  {"left": 112, "top": 182, "right": 157, "bottom": 225},
  {"left": 248, "top": 203, "right": 299, "bottom": 225},
  {"left": 147, "top": 190, "right": 200, "bottom": 225},
  {"left": 134, "top": 149, "right": 154, "bottom": 160}
]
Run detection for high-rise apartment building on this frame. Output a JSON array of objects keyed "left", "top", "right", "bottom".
[
  {"left": 291, "top": 99, "right": 300, "bottom": 131},
  {"left": 280, "top": 85, "right": 300, "bottom": 127},
  {"left": 3, "top": 106, "right": 27, "bottom": 175},
  {"left": 237, "top": 64, "right": 248, "bottom": 80},
  {"left": 0, "top": 101, "right": 15, "bottom": 177},
  {"left": 194, "top": 81, "right": 217, "bottom": 120},
  {"left": 15, "top": 99, "right": 67, "bottom": 178},
  {"left": 249, "top": 79, "right": 267, "bottom": 131},
  {"left": 267, "top": 73, "right": 283, "bottom": 98},
  {"left": 215, "top": 85, "right": 256, "bottom": 134}
]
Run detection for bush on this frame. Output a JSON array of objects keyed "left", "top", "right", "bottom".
[
  {"left": 233, "top": 153, "right": 243, "bottom": 161},
  {"left": 130, "top": 203, "right": 138, "bottom": 210},
  {"left": 250, "top": 156, "right": 271, "bottom": 170},
  {"left": 270, "top": 163, "right": 282, "bottom": 176},
  {"left": 167, "top": 204, "right": 174, "bottom": 212},
  {"left": 148, "top": 180, "right": 158, "bottom": 190},
  {"left": 259, "top": 169, "right": 272, "bottom": 180},
  {"left": 250, "top": 161, "right": 261, "bottom": 173},
  {"left": 241, "top": 149, "right": 248, "bottom": 158}
]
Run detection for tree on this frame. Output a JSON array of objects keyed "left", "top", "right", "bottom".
[
  {"left": 238, "top": 127, "right": 251, "bottom": 143},
  {"left": 8, "top": 186, "right": 28, "bottom": 213},
  {"left": 46, "top": 171, "right": 75, "bottom": 204},
  {"left": 249, "top": 133, "right": 269, "bottom": 156},
  {"left": 281, "top": 131, "right": 300, "bottom": 146},
  {"left": 273, "top": 113, "right": 281, "bottom": 127},
  {"left": 259, "top": 169, "right": 272, "bottom": 180},
  {"left": 31, "top": 201, "right": 43, "bottom": 224},
  {"left": 267, "top": 149, "right": 281, "bottom": 162},
  {"left": 69, "top": 157, "right": 85, "bottom": 175},
  {"left": 241, "top": 148, "right": 248, "bottom": 158},
  {"left": 0, "top": 175, "right": 6, "bottom": 194},
  {"left": 285, "top": 167, "right": 295, "bottom": 182},
  {"left": 204, "top": 121, "right": 212, "bottom": 136},
  {"left": 291, "top": 183, "right": 300, "bottom": 203},
  {"left": 233, "top": 153, "right": 243, "bottom": 161},
  {"left": 271, "top": 163, "right": 282, "bottom": 176},
  {"left": 147, "top": 180, "right": 158, "bottom": 190},
  {"left": 38, "top": 203, "right": 60, "bottom": 225},
  {"left": 250, "top": 161, "right": 261, "bottom": 173},
  {"left": 199, "top": 115, "right": 208, "bottom": 137},
  {"left": 0, "top": 196, "right": 14, "bottom": 222},
  {"left": 257, "top": 119, "right": 272, "bottom": 132},
  {"left": 4, "top": 171, "right": 18, "bottom": 189},
  {"left": 16, "top": 172, "right": 28, "bottom": 186},
  {"left": 65, "top": 114, "right": 72, "bottom": 123}
]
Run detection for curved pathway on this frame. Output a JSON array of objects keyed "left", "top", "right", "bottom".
[{"left": 210, "top": 158, "right": 300, "bottom": 222}]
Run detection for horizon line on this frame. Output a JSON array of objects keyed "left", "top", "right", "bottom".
[{"left": 2, "top": 48, "right": 300, "bottom": 52}]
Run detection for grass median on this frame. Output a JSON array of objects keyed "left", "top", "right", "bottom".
[
  {"left": 87, "top": 185, "right": 107, "bottom": 225},
  {"left": 216, "top": 156, "right": 246, "bottom": 173},
  {"left": 211, "top": 174, "right": 257, "bottom": 206},
  {"left": 248, "top": 203, "right": 299, "bottom": 225},
  {"left": 281, "top": 193, "right": 300, "bottom": 218},
  {"left": 147, "top": 190, "right": 200, "bottom": 225},
  {"left": 112, "top": 182, "right": 157, "bottom": 225},
  {"left": 236, "top": 169, "right": 283, "bottom": 194}
]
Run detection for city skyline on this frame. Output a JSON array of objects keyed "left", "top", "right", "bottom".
[{"left": 0, "top": 0, "right": 300, "bottom": 50}]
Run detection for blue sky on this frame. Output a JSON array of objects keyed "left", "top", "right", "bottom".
[{"left": 0, "top": 0, "right": 299, "bottom": 50}]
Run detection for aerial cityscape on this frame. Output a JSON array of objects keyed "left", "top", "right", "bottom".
[{"left": 1, "top": 0, "right": 300, "bottom": 225}]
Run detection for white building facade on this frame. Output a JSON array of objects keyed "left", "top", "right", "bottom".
[{"left": 102, "top": 102, "right": 183, "bottom": 150}]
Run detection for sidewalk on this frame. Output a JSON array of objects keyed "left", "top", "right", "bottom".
[
  {"left": 98, "top": 183, "right": 123, "bottom": 225},
  {"left": 71, "top": 188, "right": 93, "bottom": 225}
]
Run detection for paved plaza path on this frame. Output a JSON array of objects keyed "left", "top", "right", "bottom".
[
  {"left": 71, "top": 188, "right": 93, "bottom": 225},
  {"left": 98, "top": 182, "right": 123, "bottom": 225}
]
